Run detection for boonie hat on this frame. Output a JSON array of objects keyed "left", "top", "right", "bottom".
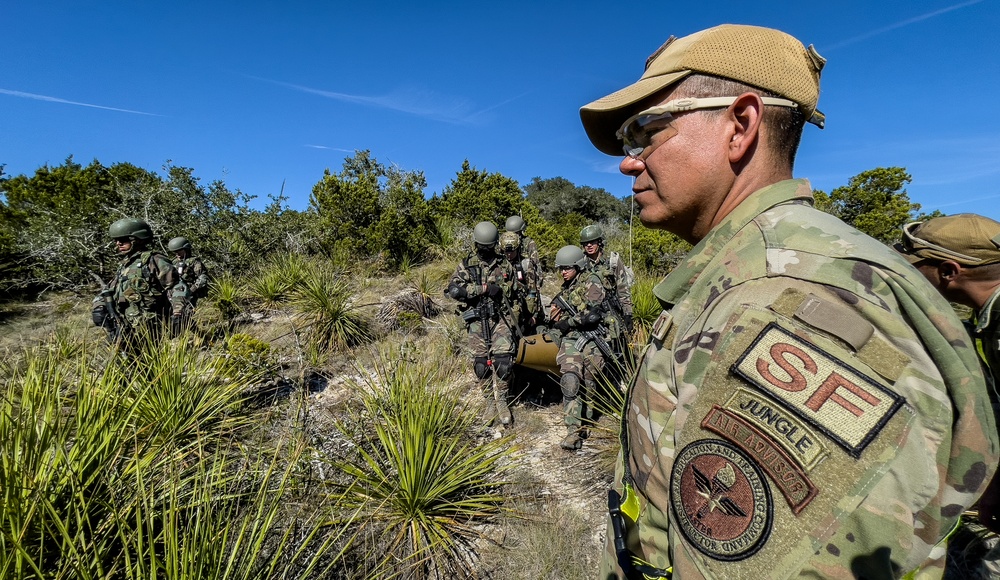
[
  {"left": 580, "top": 24, "right": 827, "bottom": 156},
  {"left": 895, "top": 214, "right": 1000, "bottom": 266}
]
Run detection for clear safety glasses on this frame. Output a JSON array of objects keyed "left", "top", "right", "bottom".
[{"left": 616, "top": 96, "right": 798, "bottom": 159}]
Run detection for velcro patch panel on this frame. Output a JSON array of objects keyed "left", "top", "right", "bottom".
[{"left": 732, "top": 322, "right": 905, "bottom": 458}]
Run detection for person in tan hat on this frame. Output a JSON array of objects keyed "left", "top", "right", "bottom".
[
  {"left": 897, "top": 214, "right": 1000, "bottom": 577},
  {"left": 582, "top": 24, "right": 998, "bottom": 579}
]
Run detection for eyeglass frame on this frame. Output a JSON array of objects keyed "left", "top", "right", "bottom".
[
  {"left": 899, "top": 221, "right": 984, "bottom": 265},
  {"left": 616, "top": 96, "right": 799, "bottom": 159}
]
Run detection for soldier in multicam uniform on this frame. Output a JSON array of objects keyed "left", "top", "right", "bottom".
[
  {"left": 446, "top": 222, "right": 518, "bottom": 427},
  {"left": 499, "top": 231, "right": 543, "bottom": 336},
  {"left": 549, "top": 245, "right": 614, "bottom": 451},
  {"left": 579, "top": 24, "right": 998, "bottom": 579},
  {"left": 99, "top": 218, "right": 175, "bottom": 347},
  {"left": 505, "top": 215, "right": 543, "bottom": 289},
  {"left": 895, "top": 214, "right": 1000, "bottom": 579},
  {"left": 580, "top": 223, "right": 634, "bottom": 330},
  {"left": 166, "top": 236, "right": 210, "bottom": 336}
]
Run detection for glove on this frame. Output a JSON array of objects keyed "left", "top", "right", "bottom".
[
  {"left": 553, "top": 318, "right": 572, "bottom": 333},
  {"left": 447, "top": 283, "right": 468, "bottom": 301},
  {"left": 486, "top": 282, "right": 503, "bottom": 298},
  {"left": 583, "top": 311, "right": 603, "bottom": 327}
]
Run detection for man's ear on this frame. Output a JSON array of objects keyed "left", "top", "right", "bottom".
[
  {"left": 938, "top": 260, "right": 962, "bottom": 281},
  {"left": 727, "top": 93, "right": 764, "bottom": 163}
]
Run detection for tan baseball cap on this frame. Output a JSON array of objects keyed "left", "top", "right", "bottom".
[
  {"left": 580, "top": 24, "right": 827, "bottom": 156},
  {"left": 895, "top": 214, "right": 1000, "bottom": 266}
]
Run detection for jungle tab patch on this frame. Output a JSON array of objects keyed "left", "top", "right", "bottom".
[
  {"left": 724, "top": 388, "right": 829, "bottom": 471},
  {"left": 732, "top": 323, "right": 904, "bottom": 458},
  {"left": 701, "top": 406, "right": 818, "bottom": 514},
  {"left": 670, "top": 439, "right": 773, "bottom": 561}
]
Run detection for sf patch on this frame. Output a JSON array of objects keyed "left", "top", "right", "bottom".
[
  {"left": 732, "top": 322, "right": 904, "bottom": 458},
  {"left": 670, "top": 439, "right": 773, "bottom": 561}
]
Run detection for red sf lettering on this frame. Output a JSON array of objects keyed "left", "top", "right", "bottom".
[
  {"left": 756, "top": 342, "right": 818, "bottom": 393},
  {"left": 806, "top": 372, "right": 881, "bottom": 416}
]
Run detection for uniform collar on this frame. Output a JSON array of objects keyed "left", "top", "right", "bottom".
[
  {"left": 653, "top": 179, "right": 814, "bottom": 306},
  {"left": 975, "top": 285, "right": 1000, "bottom": 333}
]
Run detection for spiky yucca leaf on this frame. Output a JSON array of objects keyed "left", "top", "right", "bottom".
[
  {"left": 210, "top": 273, "right": 244, "bottom": 321},
  {"left": 630, "top": 274, "right": 662, "bottom": 343},
  {"left": 328, "top": 356, "right": 515, "bottom": 578},
  {"left": 292, "top": 269, "right": 371, "bottom": 351}
]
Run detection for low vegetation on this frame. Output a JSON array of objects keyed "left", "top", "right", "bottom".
[{"left": 0, "top": 152, "right": 937, "bottom": 578}]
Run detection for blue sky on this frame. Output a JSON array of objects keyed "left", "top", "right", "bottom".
[{"left": 2, "top": 0, "right": 998, "bottom": 220}]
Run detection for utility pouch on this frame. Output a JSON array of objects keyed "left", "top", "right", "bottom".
[{"left": 91, "top": 300, "right": 107, "bottom": 327}]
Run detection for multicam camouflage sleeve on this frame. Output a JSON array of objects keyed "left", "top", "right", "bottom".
[{"left": 601, "top": 180, "right": 999, "bottom": 579}]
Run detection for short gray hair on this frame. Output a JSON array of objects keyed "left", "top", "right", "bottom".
[{"left": 673, "top": 74, "right": 805, "bottom": 169}]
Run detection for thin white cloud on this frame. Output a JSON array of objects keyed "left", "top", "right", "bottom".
[
  {"left": 248, "top": 74, "right": 514, "bottom": 126},
  {"left": 825, "top": 0, "right": 985, "bottom": 50},
  {"left": 934, "top": 192, "right": 1000, "bottom": 208},
  {"left": 0, "top": 88, "right": 160, "bottom": 116},
  {"left": 305, "top": 144, "right": 355, "bottom": 153}
]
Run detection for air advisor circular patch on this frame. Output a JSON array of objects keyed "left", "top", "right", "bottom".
[{"left": 670, "top": 439, "right": 773, "bottom": 561}]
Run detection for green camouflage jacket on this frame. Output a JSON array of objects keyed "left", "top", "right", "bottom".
[
  {"left": 508, "top": 252, "right": 542, "bottom": 325},
  {"left": 589, "top": 250, "right": 635, "bottom": 319},
  {"left": 601, "top": 179, "right": 998, "bottom": 580},
  {"left": 111, "top": 249, "right": 176, "bottom": 326},
  {"left": 173, "top": 255, "right": 210, "bottom": 295},
  {"left": 553, "top": 270, "right": 605, "bottom": 340},
  {"left": 972, "top": 285, "right": 1000, "bottom": 387},
  {"left": 449, "top": 250, "right": 518, "bottom": 324},
  {"left": 522, "top": 234, "right": 543, "bottom": 288}
]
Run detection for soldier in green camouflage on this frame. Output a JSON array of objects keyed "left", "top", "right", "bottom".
[
  {"left": 98, "top": 218, "right": 176, "bottom": 347},
  {"left": 548, "top": 245, "right": 613, "bottom": 451},
  {"left": 447, "top": 222, "right": 519, "bottom": 427},
  {"left": 166, "top": 236, "right": 210, "bottom": 336},
  {"left": 499, "top": 230, "right": 543, "bottom": 335},
  {"left": 579, "top": 24, "right": 998, "bottom": 579},
  {"left": 505, "top": 215, "right": 543, "bottom": 289},
  {"left": 580, "top": 223, "right": 634, "bottom": 330},
  {"left": 895, "top": 214, "right": 1000, "bottom": 578}
]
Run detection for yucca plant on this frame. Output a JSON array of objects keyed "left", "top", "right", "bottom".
[
  {"left": 112, "top": 432, "right": 351, "bottom": 580},
  {"left": 326, "top": 354, "right": 515, "bottom": 578},
  {"left": 0, "top": 335, "right": 355, "bottom": 579},
  {"left": 291, "top": 268, "right": 371, "bottom": 351},
  {"left": 210, "top": 272, "right": 245, "bottom": 321},
  {"left": 246, "top": 254, "right": 310, "bottom": 309},
  {"left": 117, "top": 335, "right": 259, "bottom": 448},
  {"left": 630, "top": 273, "right": 662, "bottom": 344},
  {"left": 0, "top": 348, "right": 134, "bottom": 578}
]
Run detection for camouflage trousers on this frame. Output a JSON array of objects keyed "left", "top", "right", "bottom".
[
  {"left": 467, "top": 317, "right": 517, "bottom": 425},
  {"left": 557, "top": 334, "right": 604, "bottom": 428},
  {"left": 556, "top": 333, "right": 604, "bottom": 384},
  {"left": 467, "top": 317, "right": 516, "bottom": 358}
]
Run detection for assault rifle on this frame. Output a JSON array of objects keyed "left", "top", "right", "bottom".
[
  {"left": 89, "top": 271, "right": 124, "bottom": 343},
  {"left": 551, "top": 293, "right": 619, "bottom": 367}
]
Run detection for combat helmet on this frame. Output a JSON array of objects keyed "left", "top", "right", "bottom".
[
  {"left": 473, "top": 221, "right": 499, "bottom": 247},
  {"left": 108, "top": 218, "right": 153, "bottom": 241},
  {"left": 580, "top": 224, "right": 604, "bottom": 244},
  {"left": 167, "top": 236, "right": 192, "bottom": 252},
  {"left": 499, "top": 231, "right": 521, "bottom": 252},
  {"left": 554, "top": 245, "right": 588, "bottom": 269},
  {"left": 505, "top": 215, "right": 527, "bottom": 233}
]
